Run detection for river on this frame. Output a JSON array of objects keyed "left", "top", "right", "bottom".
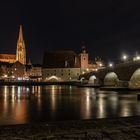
[{"left": 0, "top": 85, "right": 140, "bottom": 125}]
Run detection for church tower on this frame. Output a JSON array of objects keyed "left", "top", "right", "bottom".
[
  {"left": 16, "top": 25, "right": 26, "bottom": 65},
  {"left": 79, "top": 42, "right": 89, "bottom": 69}
]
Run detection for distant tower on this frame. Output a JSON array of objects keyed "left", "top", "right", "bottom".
[
  {"left": 79, "top": 42, "right": 89, "bottom": 69},
  {"left": 16, "top": 25, "right": 26, "bottom": 65},
  {"left": 27, "top": 58, "right": 32, "bottom": 66}
]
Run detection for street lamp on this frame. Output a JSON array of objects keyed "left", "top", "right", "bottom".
[
  {"left": 136, "top": 56, "right": 140, "bottom": 60},
  {"left": 122, "top": 55, "right": 127, "bottom": 61},
  {"left": 109, "top": 63, "right": 113, "bottom": 67},
  {"left": 99, "top": 63, "right": 103, "bottom": 67}
]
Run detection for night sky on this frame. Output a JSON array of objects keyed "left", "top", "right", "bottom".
[{"left": 0, "top": 0, "right": 140, "bottom": 64}]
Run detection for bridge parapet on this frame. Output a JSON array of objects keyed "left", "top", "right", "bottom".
[
  {"left": 114, "top": 61, "right": 140, "bottom": 81},
  {"left": 79, "top": 61, "right": 140, "bottom": 88}
]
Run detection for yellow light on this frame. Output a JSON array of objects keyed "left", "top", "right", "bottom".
[
  {"left": 99, "top": 63, "right": 103, "bottom": 67},
  {"left": 4, "top": 74, "right": 7, "bottom": 78},
  {"left": 109, "top": 63, "right": 113, "bottom": 67}
]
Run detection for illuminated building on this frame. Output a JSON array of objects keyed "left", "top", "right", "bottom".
[
  {"left": 11, "top": 61, "right": 26, "bottom": 79},
  {"left": 16, "top": 25, "right": 26, "bottom": 65},
  {"left": 42, "top": 46, "right": 90, "bottom": 81},
  {"left": 26, "top": 63, "right": 42, "bottom": 81},
  {"left": 0, "top": 54, "right": 16, "bottom": 63},
  {"left": 0, "top": 25, "right": 26, "bottom": 65}
]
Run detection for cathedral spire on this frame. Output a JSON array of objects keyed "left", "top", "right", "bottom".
[
  {"left": 18, "top": 25, "right": 24, "bottom": 42},
  {"left": 16, "top": 25, "right": 26, "bottom": 65}
]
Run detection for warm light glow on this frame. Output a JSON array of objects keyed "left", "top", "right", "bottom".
[
  {"left": 4, "top": 74, "right": 8, "bottom": 78},
  {"left": 51, "top": 85, "right": 56, "bottom": 111},
  {"left": 99, "top": 63, "right": 103, "bottom": 67},
  {"left": 18, "top": 77, "right": 22, "bottom": 81},
  {"left": 82, "top": 71, "right": 85, "bottom": 74},
  {"left": 136, "top": 56, "right": 140, "bottom": 60},
  {"left": 122, "top": 55, "right": 127, "bottom": 60},
  {"left": 11, "top": 76, "right": 15, "bottom": 78},
  {"left": 109, "top": 63, "right": 113, "bottom": 67},
  {"left": 46, "top": 76, "right": 60, "bottom": 81}
]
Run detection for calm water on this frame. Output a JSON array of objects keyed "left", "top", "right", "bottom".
[{"left": 0, "top": 85, "right": 140, "bottom": 125}]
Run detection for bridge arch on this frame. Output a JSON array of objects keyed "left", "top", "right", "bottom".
[
  {"left": 88, "top": 75, "right": 97, "bottom": 84},
  {"left": 129, "top": 68, "right": 140, "bottom": 89},
  {"left": 80, "top": 77, "right": 85, "bottom": 82},
  {"left": 104, "top": 72, "right": 118, "bottom": 86},
  {"left": 46, "top": 76, "right": 62, "bottom": 82}
]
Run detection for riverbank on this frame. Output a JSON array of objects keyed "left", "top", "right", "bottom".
[
  {"left": 0, "top": 81, "right": 79, "bottom": 86},
  {"left": 1, "top": 116, "right": 140, "bottom": 139}
]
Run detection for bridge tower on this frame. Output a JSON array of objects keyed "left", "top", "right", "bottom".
[{"left": 79, "top": 43, "right": 89, "bottom": 69}]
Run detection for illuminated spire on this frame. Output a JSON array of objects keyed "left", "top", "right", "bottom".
[
  {"left": 28, "top": 59, "right": 32, "bottom": 66},
  {"left": 18, "top": 25, "right": 24, "bottom": 42},
  {"left": 16, "top": 25, "right": 26, "bottom": 65}
]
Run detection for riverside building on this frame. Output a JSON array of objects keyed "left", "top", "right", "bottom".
[{"left": 42, "top": 46, "right": 89, "bottom": 82}]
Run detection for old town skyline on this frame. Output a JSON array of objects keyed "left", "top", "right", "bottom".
[{"left": 0, "top": 0, "right": 140, "bottom": 64}]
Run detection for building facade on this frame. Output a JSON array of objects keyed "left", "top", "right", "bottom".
[
  {"left": 11, "top": 61, "right": 26, "bottom": 80},
  {"left": 0, "top": 25, "right": 42, "bottom": 81},
  {"left": 0, "top": 25, "right": 26, "bottom": 65},
  {"left": 26, "top": 64, "right": 42, "bottom": 81},
  {"left": 0, "top": 54, "right": 16, "bottom": 63},
  {"left": 42, "top": 50, "right": 88, "bottom": 81}
]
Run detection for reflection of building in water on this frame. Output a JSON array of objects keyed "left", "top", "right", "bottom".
[
  {"left": 51, "top": 85, "right": 57, "bottom": 111},
  {"left": 80, "top": 88, "right": 95, "bottom": 119},
  {"left": 97, "top": 96, "right": 107, "bottom": 118},
  {"left": 32, "top": 86, "right": 42, "bottom": 95},
  {"left": 120, "top": 101, "right": 133, "bottom": 117}
]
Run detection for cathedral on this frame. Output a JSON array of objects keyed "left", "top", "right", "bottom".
[
  {"left": 0, "top": 26, "right": 42, "bottom": 81},
  {"left": 0, "top": 25, "right": 26, "bottom": 65}
]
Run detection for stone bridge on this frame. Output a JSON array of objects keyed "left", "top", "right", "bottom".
[{"left": 80, "top": 61, "right": 140, "bottom": 89}]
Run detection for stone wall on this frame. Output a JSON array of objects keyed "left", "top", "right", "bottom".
[{"left": 42, "top": 68, "right": 81, "bottom": 81}]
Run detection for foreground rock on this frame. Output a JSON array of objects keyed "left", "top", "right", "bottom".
[{"left": 1, "top": 116, "right": 140, "bottom": 139}]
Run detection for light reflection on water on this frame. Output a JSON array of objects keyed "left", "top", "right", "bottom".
[{"left": 0, "top": 85, "right": 140, "bottom": 125}]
